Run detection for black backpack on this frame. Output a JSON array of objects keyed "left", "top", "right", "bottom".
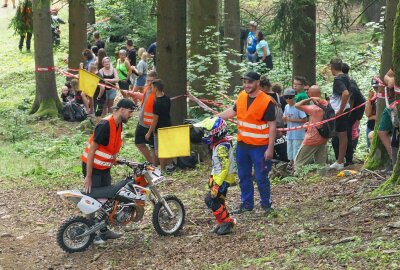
[
  {"left": 62, "top": 102, "right": 87, "bottom": 122},
  {"left": 349, "top": 79, "right": 366, "bottom": 121},
  {"left": 315, "top": 102, "right": 336, "bottom": 138},
  {"left": 175, "top": 151, "right": 199, "bottom": 169}
]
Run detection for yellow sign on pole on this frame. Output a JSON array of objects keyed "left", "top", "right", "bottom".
[
  {"left": 157, "top": 125, "right": 191, "bottom": 158},
  {"left": 78, "top": 68, "right": 100, "bottom": 98}
]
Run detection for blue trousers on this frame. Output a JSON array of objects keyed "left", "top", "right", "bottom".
[{"left": 236, "top": 144, "right": 272, "bottom": 209}]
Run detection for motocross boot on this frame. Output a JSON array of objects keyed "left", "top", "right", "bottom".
[
  {"left": 209, "top": 224, "right": 220, "bottom": 234},
  {"left": 100, "top": 229, "right": 123, "bottom": 240},
  {"left": 216, "top": 222, "right": 234, "bottom": 235}
]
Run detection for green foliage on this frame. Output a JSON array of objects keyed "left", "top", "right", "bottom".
[{"left": 8, "top": 0, "right": 33, "bottom": 36}]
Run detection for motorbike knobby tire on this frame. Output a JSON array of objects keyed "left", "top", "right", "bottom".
[
  {"left": 56, "top": 216, "right": 95, "bottom": 253},
  {"left": 152, "top": 195, "right": 185, "bottom": 236}
]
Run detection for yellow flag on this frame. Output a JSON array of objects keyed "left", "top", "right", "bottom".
[
  {"left": 157, "top": 125, "right": 191, "bottom": 158},
  {"left": 78, "top": 68, "right": 100, "bottom": 98}
]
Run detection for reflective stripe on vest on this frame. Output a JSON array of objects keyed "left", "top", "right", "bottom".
[
  {"left": 143, "top": 86, "right": 155, "bottom": 126},
  {"left": 84, "top": 144, "right": 117, "bottom": 159},
  {"left": 236, "top": 90, "right": 271, "bottom": 145},
  {"left": 82, "top": 152, "right": 113, "bottom": 167}
]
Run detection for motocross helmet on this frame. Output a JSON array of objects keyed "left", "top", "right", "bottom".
[{"left": 195, "top": 117, "right": 227, "bottom": 145}]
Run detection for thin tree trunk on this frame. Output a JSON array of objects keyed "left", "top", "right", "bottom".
[
  {"left": 224, "top": 0, "right": 241, "bottom": 96},
  {"left": 68, "top": 0, "right": 87, "bottom": 72},
  {"left": 157, "top": 0, "right": 187, "bottom": 125},
  {"left": 30, "top": 0, "right": 60, "bottom": 117},
  {"left": 363, "top": 0, "right": 385, "bottom": 22},
  {"left": 86, "top": 0, "right": 95, "bottom": 25},
  {"left": 189, "top": 0, "right": 219, "bottom": 99},
  {"left": 366, "top": 0, "right": 398, "bottom": 170},
  {"left": 292, "top": 2, "right": 316, "bottom": 85}
]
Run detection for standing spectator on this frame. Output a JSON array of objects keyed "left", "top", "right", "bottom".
[
  {"left": 282, "top": 88, "right": 307, "bottom": 169},
  {"left": 329, "top": 58, "right": 350, "bottom": 170},
  {"left": 91, "top": 45, "right": 99, "bottom": 57},
  {"left": 145, "top": 79, "right": 173, "bottom": 171},
  {"left": 2, "top": 0, "right": 15, "bottom": 8},
  {"left": 9, "top": 0, "right": 32, "bottom": 52},
  {"left": 82, "top": 49, "right": 95, "bottom": 71},
  {"left": 135, "top": 71, "right": 158, "bottom": 164},
  {"left": 97, "top": 48, "right": 107, "bottom": 70},
  {"left": 147, "top": 41, "right": 157, "bottom": 71},
  {"left": 133, "top": 48, "right": 148, "bottom": 93},
  {"left": 272, "top": 83, "right": 287, "bottom": 111},
  {"left": 99, "top": 57, "right": 119, "bottom": 114},
  {"left": 246, "top": 21, "right": 257, "bottom": 63},
  {"left": 116, "top": 49, "right": 131, "bottom": 91},
  {"left": 294, "top": 85, "right": 328, "bottom": 169},
  {"left": 93, "top": 31, "right": 105, "bottom": 49},
  {"left": 365, "top": 78, "right": 378, "bottom": 148},
  {"left": 89, "top": 63, "right": 106, "bottom": 122},
  {"left": 351, "top": 120, "right": 360, "bottom": 154},
  {"left": 293, "top": 76, "right": 309, "bottom": 102},
  {"left": 218, "top": 71, "right": 276, "bottom": 214},
  {"left": 255, "top": 31, "right": 273, "bottom": 70},
  {"left": 126, "top": 39, "right": 138, "bottom": 89}
]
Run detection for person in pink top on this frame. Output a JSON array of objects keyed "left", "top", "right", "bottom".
[{"left": 293, "top": 85, "right": 328, "bottom": 170}]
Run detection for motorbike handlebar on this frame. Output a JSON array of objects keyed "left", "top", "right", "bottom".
[{"left": 117, "top": 158, "right": 152, "bottom": 169}]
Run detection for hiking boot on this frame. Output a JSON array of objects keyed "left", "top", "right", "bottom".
[
  {"left": 261, "top": 206, "right": 276, "bottom": 216},
  {"left": 93, "top": 235, "right": 106, "bottom": 245},
  {"left": 100, "top": 229, "right": 123, "bottom": 240},
  {"left": 216, "top": 222, "right": 233, "bottom": 235},
  {"left": 209, "top": 224, "right": 220, "bottom": 234},
  {"left": 231, "top": 204, "right": 253, "bottom": 214},
  {"left": 329, "top": 162, "right": 344, "bottom": 170}
]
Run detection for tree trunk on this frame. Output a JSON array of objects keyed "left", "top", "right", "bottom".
[
  {"left": 86, "top": 0, "right": 96, "bottom": 25},
  {"left": 189, "top": 0, "right": 219, "bottom": 98},
  {"left": 383, "top": 0, "right": 400, "bottom": 186},
  {"left": 292, "top": 2, "right": 316, "bottom": 85},
  {"left": 366, "top": 0, "right": 398, "bottom": 170},
  {"left": 30, "top": 0, "right": 60, "bottom": 117},
  {"left": 68, "top": 0, "right": 87, "bottom": 72},
  {"left": 157, "top": 0, "right": 187, "bottom": 125},
  {"left": 224, "top": 0, "right": 241, "bottom": 96},
  {"left": 363, "top": 0, "right": 385, "bottom": 22}
]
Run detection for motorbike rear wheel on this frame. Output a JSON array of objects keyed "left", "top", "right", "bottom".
[
  {"left": 56, "top": 216, "right": 95, "bottom": 253},
  {"left": 152, "top": 195, "right": 185, "bottom": 236}
]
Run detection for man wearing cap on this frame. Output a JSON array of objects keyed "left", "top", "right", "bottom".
[
  {"left": 81, "top": 98, "right": 135, "bottom": 244},
  {"left": 246, "top": 21, "right": 258, "bottom": 63},
  {"left": 218, "top": 71, "right": 276, "bottom": 214}
]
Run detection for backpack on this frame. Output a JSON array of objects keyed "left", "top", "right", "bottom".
[
  {"left": 315, "top": 102, "right": 336, "bottom": 138},
  {"left": 175, "top": 151, "right": 199, "bottom": 169},
  {"left": 273, "top": 93, "right": 284, "bottom": 128},
  {"left": 348, "top": 79, "right": 366, "bottom": 121},
  {"left": 62, "top": 102, "right": 87, "bottom": 122}
]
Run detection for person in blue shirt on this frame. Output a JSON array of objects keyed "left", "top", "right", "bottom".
[
  {"left": 255, "top": 31, "right": 273, "bottom": 70},
  {"left": 282, "top": 88, "right": 307, "bottom": 170},
  {"left": 246, "top": 21, "right": 258, "bottom": 63}
]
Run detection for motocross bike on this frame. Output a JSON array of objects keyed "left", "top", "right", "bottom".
[{"left": 56, "top": 160, "right": 185, "bottom": 253}]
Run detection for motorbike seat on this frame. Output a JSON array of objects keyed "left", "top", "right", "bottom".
[{"left": 84, "top": 178, "right": 131, "bottom": 199}]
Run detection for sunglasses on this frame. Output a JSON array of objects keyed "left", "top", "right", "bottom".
[{"left": 284, "top": 95, "right": 295, "bottom": 99}]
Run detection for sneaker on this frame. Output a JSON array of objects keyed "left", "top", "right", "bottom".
[
  {"left": 2, "top": 4, "right": 7, "bottom": 8},
  {"left": 216, "top": 222, "right": 233, "bottom": 235},
  {"left": 165, "top": 164, "right": 175, "bottom": 173},
  {"left": 329, "top": 162, "right": 344, "bottom": 170},
  {"left": 93, "top": 235, "right": 106, "bottom": 245},
  {"left": 100, "top": 229, "right": 123, "bottom": 240},
  {"left": 261, "top": 206, "right": 277, "bottom": 216},
  {"left": 231, "top": 204, "right": 253, "bottom": 214},
  {"left": 209, "top": 224, "right": 220, "bottom": 234}
]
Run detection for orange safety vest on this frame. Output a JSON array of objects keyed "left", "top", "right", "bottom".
[
  {"left": 81, "top": 115, "right": 122, "bottom": 170},
  {"left": 236, "top": 90, "right": 271, "bottom": 145},
  {"left": 142, "top": 84, "right": 156, "bottom": 126}
]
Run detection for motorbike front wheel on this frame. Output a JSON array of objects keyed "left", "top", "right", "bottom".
[
  {"left": 56, "top": 216, "right": 95, "bottom": 253},
  {"left": 152, "top": 195, "right": 185, "bottom": 236}
]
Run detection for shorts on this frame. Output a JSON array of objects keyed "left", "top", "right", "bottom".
[
  {"left": 287, "top": 139, "right": 303, "bottom": 161},
  {"left": 106, "top": 89, "right": 117, "bottom": 101},
  {"left": 82, "top": 162, "right": 111, "bottom": 188},
  {"left": 335, "top": 110, "right": 350, "bottom": 132},
  {"left": 135, "top": 75, "right": 147, "bottom": 87},
  {"left": 379, "top": 108, "right": 393, "bottom": 132},
  {"left": 94, "top": 97, "right": 105, "bottom": 117},
  {"left": 118, "top": 80, "right": 130, "bottom": 90},
  {"left": 134, "top": 123, "right": 154, "bottom": 146},
  {"left": 130, "top": 74, "right": 137, "bottom": 85}
]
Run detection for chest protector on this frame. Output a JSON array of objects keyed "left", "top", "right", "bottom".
[
  {"left": 142, "top": 85, "right": 156, "bottom": 126},
  {"left": 236, "top": 90, "right": 271, "bottom": 145},
  {"left": 81, "top": 115, "right": 122, "bottom": 170}
]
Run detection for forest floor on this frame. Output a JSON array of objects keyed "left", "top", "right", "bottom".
[{"left": 1, "top": 5, "right": 400, "bottom": 270}]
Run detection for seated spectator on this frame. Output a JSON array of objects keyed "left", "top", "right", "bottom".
[
  {"left": 133, "top": 48, "right": 148, "bottom": 93},
  {"left": 283, "top": 88, "right": 307, "bottom": 169},
  {"left": 60, "top": 85, "right": 73, "bottom": 103},
  {"left": 70, "top": 78, "right": 89, "bottom": 112},
  {"left": 293, "top": 76, "right": 309, "bottom": 102},
  {"left": 294, "top": 85, "right": 328, "bottom": 169},
  {"left": 365, "top": 77, "right": 378, "bottom": 149}
]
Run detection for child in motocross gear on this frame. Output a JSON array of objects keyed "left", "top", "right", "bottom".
[{"left": 196, "top": 117, "right": 237, "bottom": 235}]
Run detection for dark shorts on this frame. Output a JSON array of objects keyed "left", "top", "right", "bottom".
[
  {"left": 335, "top": 110, "right": 350, "bottom": 133},
  {"left": 94, "top": 98, "right": 105, "bottom": 117},
  {"left": 82, "top": 162, "right": 111, "bottom": 188},
  {"left": 135, "top": 123, "right": 154, "bottom": 146}
]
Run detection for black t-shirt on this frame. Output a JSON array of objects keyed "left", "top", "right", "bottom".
[
  {"left": 95, "top": 40, "right": 105, "bottom": 49},
  {"left": 233, "top": 96, "right": 276, "bottom": 122},
  {"left": 75, "top": 91, "right": 84, "bottom": 105},
  {"left": 127, "top": 48, "right": 137, "bottom": 66},
  {"left": 94, "top": 77, "right": 106, "bottom": 102},
  {"left": 147, "top": 42, "right": 157, "bottom": 66},
  {"left": 333, "top": 74, "right": 350, "bottom": 97},
  {"left": 93, "top": 119, "right": 122, "bottom": 146},
  {"left": 153, "top": 95, "right": 171, "bottom": 131}
]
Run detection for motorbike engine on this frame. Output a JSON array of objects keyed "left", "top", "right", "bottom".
[{"left": 112, "top": 202, "right": 145, "bottom": 225}]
